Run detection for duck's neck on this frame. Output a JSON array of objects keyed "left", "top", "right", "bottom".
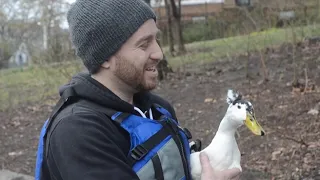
[
  {"left": 215, "top": 115, "right": 239, "bottom": 137},
  {"left": 205, "top": 115, "right": 240, "bottom": 151}
]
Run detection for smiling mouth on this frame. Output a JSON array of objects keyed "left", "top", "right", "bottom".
[{"left": 145, "top": 67, "right": 156, "bottom": 72}]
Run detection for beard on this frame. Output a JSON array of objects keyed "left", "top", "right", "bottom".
[{"left": 114, "top": 55, "right": 157, "bottom": 92}]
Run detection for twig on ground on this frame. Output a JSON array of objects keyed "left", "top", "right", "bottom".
[
  {"left": 281, "top": 134, "right": 309, "bottom": 147},
  {"left": 304, "top": 68, "right": 308, "bottom": 93}
]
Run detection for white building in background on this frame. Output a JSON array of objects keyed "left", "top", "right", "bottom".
[
  {"left": 151, "top": 0, "right": 224, "bottom": 7},
  {"left": 8, "top": 42, "right": 32, "bottom": 68}
]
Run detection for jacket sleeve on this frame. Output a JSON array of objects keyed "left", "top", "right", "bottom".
[{"left": 47, "top": 113, "right": 139, "bottom": 180}]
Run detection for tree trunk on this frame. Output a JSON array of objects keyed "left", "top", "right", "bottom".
[
  {"left": 318, "top": 0, "right": 320, "bottom": 19},
  {"left": 164, "top": 0, "right": 175, "bottom": 55},
  {"left": 169, "top": 0, "right": 186, "bottom": 54},
  {"left": 173, "top": 17, "right": 185, "bottom": 54}
]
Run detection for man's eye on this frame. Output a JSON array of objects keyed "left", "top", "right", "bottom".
[{"left": 140, "top": 42, "right": 149, "bottom": 49}]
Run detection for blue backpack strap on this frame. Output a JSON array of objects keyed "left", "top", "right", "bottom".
[
  {"left": 109, "top": 113, "right": 181, "bottom": 179},
  {"left": 111, "top": 105, "right": 193, "bottom": 180},
  {"left": 158, "top": 117, "right": 192, "bottom": 180},
  {"left": 152, "top": 103, "right": 173, "bottom": 119},
  {"left": 35, "top": 88, "right": 77, "bottom": 180},
  {"left": 130, "top": 121, "right": 172, "bottom": 162},
  {"left": 102, "top": 104, "right": 194, "bottom": 180},
  {"left": 152, "top": 103, "right": 193, "bottom": 140},
  {"left": 35, "top": 119, "right": 49, "bottom": 180},
  {"left": 151, "top": 103, "right": 194, "bottom": 179},
  {"left": 110, "top": 111, "right": 131, "bottom": 124}
]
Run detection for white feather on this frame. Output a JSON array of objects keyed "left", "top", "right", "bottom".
[{"left": 226, "top": 89, "right": 238, "bottom": 104}]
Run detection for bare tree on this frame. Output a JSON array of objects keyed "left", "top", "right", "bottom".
[
  {"left": 0, "top": 0, "right": 73, "bottom": 67},
  {"left": 0, "top": 9, "right": 7, "bottom": 42},
  {"left": 164, "top": 0, "right": 175, "bottom": 55},
  {"left": 40, "top": 0, "right": 71, "bottom": 50},
  {"left": 168, "top": 0, "right": 186, "bottom": 54}
]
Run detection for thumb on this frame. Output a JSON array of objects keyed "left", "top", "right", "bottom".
[
  {"left": 200, "top": 152, "right": 212, "bottom": 173},
  {"left": 223, "top": 168, "right": 242, "bottom": 177}
]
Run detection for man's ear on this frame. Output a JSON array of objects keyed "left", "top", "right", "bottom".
[
  {"left": 101, "top": 56, "right": 117, "bottom": 69},
  {"left": 101, "top": 60, "right": 112, "bottom": 69}
]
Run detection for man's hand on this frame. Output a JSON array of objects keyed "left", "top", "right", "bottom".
[{"left": 200, "top": 152, "right": 241, "bottom": 180}]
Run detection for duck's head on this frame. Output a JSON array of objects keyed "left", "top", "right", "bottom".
[{"left": 226, "top": 89, "right": 265, "bottom": 136}]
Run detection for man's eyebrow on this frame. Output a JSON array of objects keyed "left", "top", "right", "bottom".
[
  {"left": 135, "top": 34, "right": 153, "bottom": 46},
  {"left": 135, "top": 29, "right": 161, "bottom": 46}
]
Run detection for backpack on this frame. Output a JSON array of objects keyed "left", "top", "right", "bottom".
[{"left": 35, "top": 88, "right": 202, "bottom": 180}]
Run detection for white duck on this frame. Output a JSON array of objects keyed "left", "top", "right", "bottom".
[{"left": 190, "top": 89, "right": 265, "bottom": 180}]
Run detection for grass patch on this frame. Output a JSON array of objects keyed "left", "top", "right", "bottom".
[
  {"left": 0, "top": 62, "right": 83, "bottom": 111},
  {"left": 164, "top": 24, "right": 320, "bottom": 68}
]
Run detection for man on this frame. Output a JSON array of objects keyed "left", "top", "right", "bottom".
[{"left": 38, "top": 0, "right": 241, "bottom": 179}]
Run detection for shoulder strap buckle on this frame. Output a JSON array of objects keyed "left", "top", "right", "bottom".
[
  {"left": 131, "top": 144, "right": 148, "bottom": 161},
  {"left": 190, "top": 139, "right": 202, "bottom": 152}
]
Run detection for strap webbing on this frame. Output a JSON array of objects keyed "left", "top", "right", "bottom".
[
  {"left": 113, "top": 112, "right": 131, "bottom": 124},
  {"left": 160, "top": 119, "right": 191, "bottom": 180},
  {"left": 44, "top": 88, "right": 77, "bottom": 158},
  {"left": 45, "top": 88, "right": 76, "bottom": 130},
  {"left": 130, "top": 124, "right": 171, "bottom": 163},
  {"left": 151, "top": 154, "right": 164, "bottom": 180}
]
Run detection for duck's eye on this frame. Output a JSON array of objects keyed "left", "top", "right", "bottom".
[{"left": 237, "top": 105, "right": 241, "bottom": 109}]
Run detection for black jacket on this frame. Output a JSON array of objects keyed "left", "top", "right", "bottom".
[{"left": 41, "top": 72, "right": 177, "bottom": 180}]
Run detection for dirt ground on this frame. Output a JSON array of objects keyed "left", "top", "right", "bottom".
[{"left": 0, "top": 41, "right": 319, "bottom": 180}]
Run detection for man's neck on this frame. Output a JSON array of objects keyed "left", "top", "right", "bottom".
[{"left": 91, "top": 74, "right": 135, "bottom": 104}]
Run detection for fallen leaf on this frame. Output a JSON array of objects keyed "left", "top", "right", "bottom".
[
  {"left": 8, "top": 151, "right": 23, "bottom": 156},
  {"left": 271, "top": 148, "right": 285, "bottom": 160},
  {"left": 307, "top": 109, "right": 319, "bottom": 115},
  {"left": 278, "top": 105, "right": 288, "bottom": 109}
]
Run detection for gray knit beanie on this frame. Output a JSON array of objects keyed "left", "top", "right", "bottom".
[{"left": 67, "top": 0, "right": 157, "bottom": 74}]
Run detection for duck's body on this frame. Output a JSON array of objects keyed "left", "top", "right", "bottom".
[
  {"left": 189, "top": 89, "right": 265, "bottom": 180},
  {"left": 190, "top": 115, "right": 242, "bottom": 180}
]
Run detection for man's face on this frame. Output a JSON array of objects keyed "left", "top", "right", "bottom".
[{"left": 111, "top": 19, "right": 163, "bottom": 92}]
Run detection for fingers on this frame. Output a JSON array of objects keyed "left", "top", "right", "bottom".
[
  {"left": 224, "top": 168, "right": 241, "bottom": 178},
  {"left": 232, "top": 174, "right": 241, "bottom": 180},
  {"left": 200, "top": 152, "right": 212, "bottom": 173},
  {"left": 200, "top": 152, "right": 242, "bottom": 180}
]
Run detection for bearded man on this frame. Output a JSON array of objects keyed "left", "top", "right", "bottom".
[{"left": 37, "top": 0, "right": 241, "bottom": 180}]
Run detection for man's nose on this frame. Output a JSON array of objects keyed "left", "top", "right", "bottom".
[{"left": 150, "top": 41, "right": 164, "bottom": 62}]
